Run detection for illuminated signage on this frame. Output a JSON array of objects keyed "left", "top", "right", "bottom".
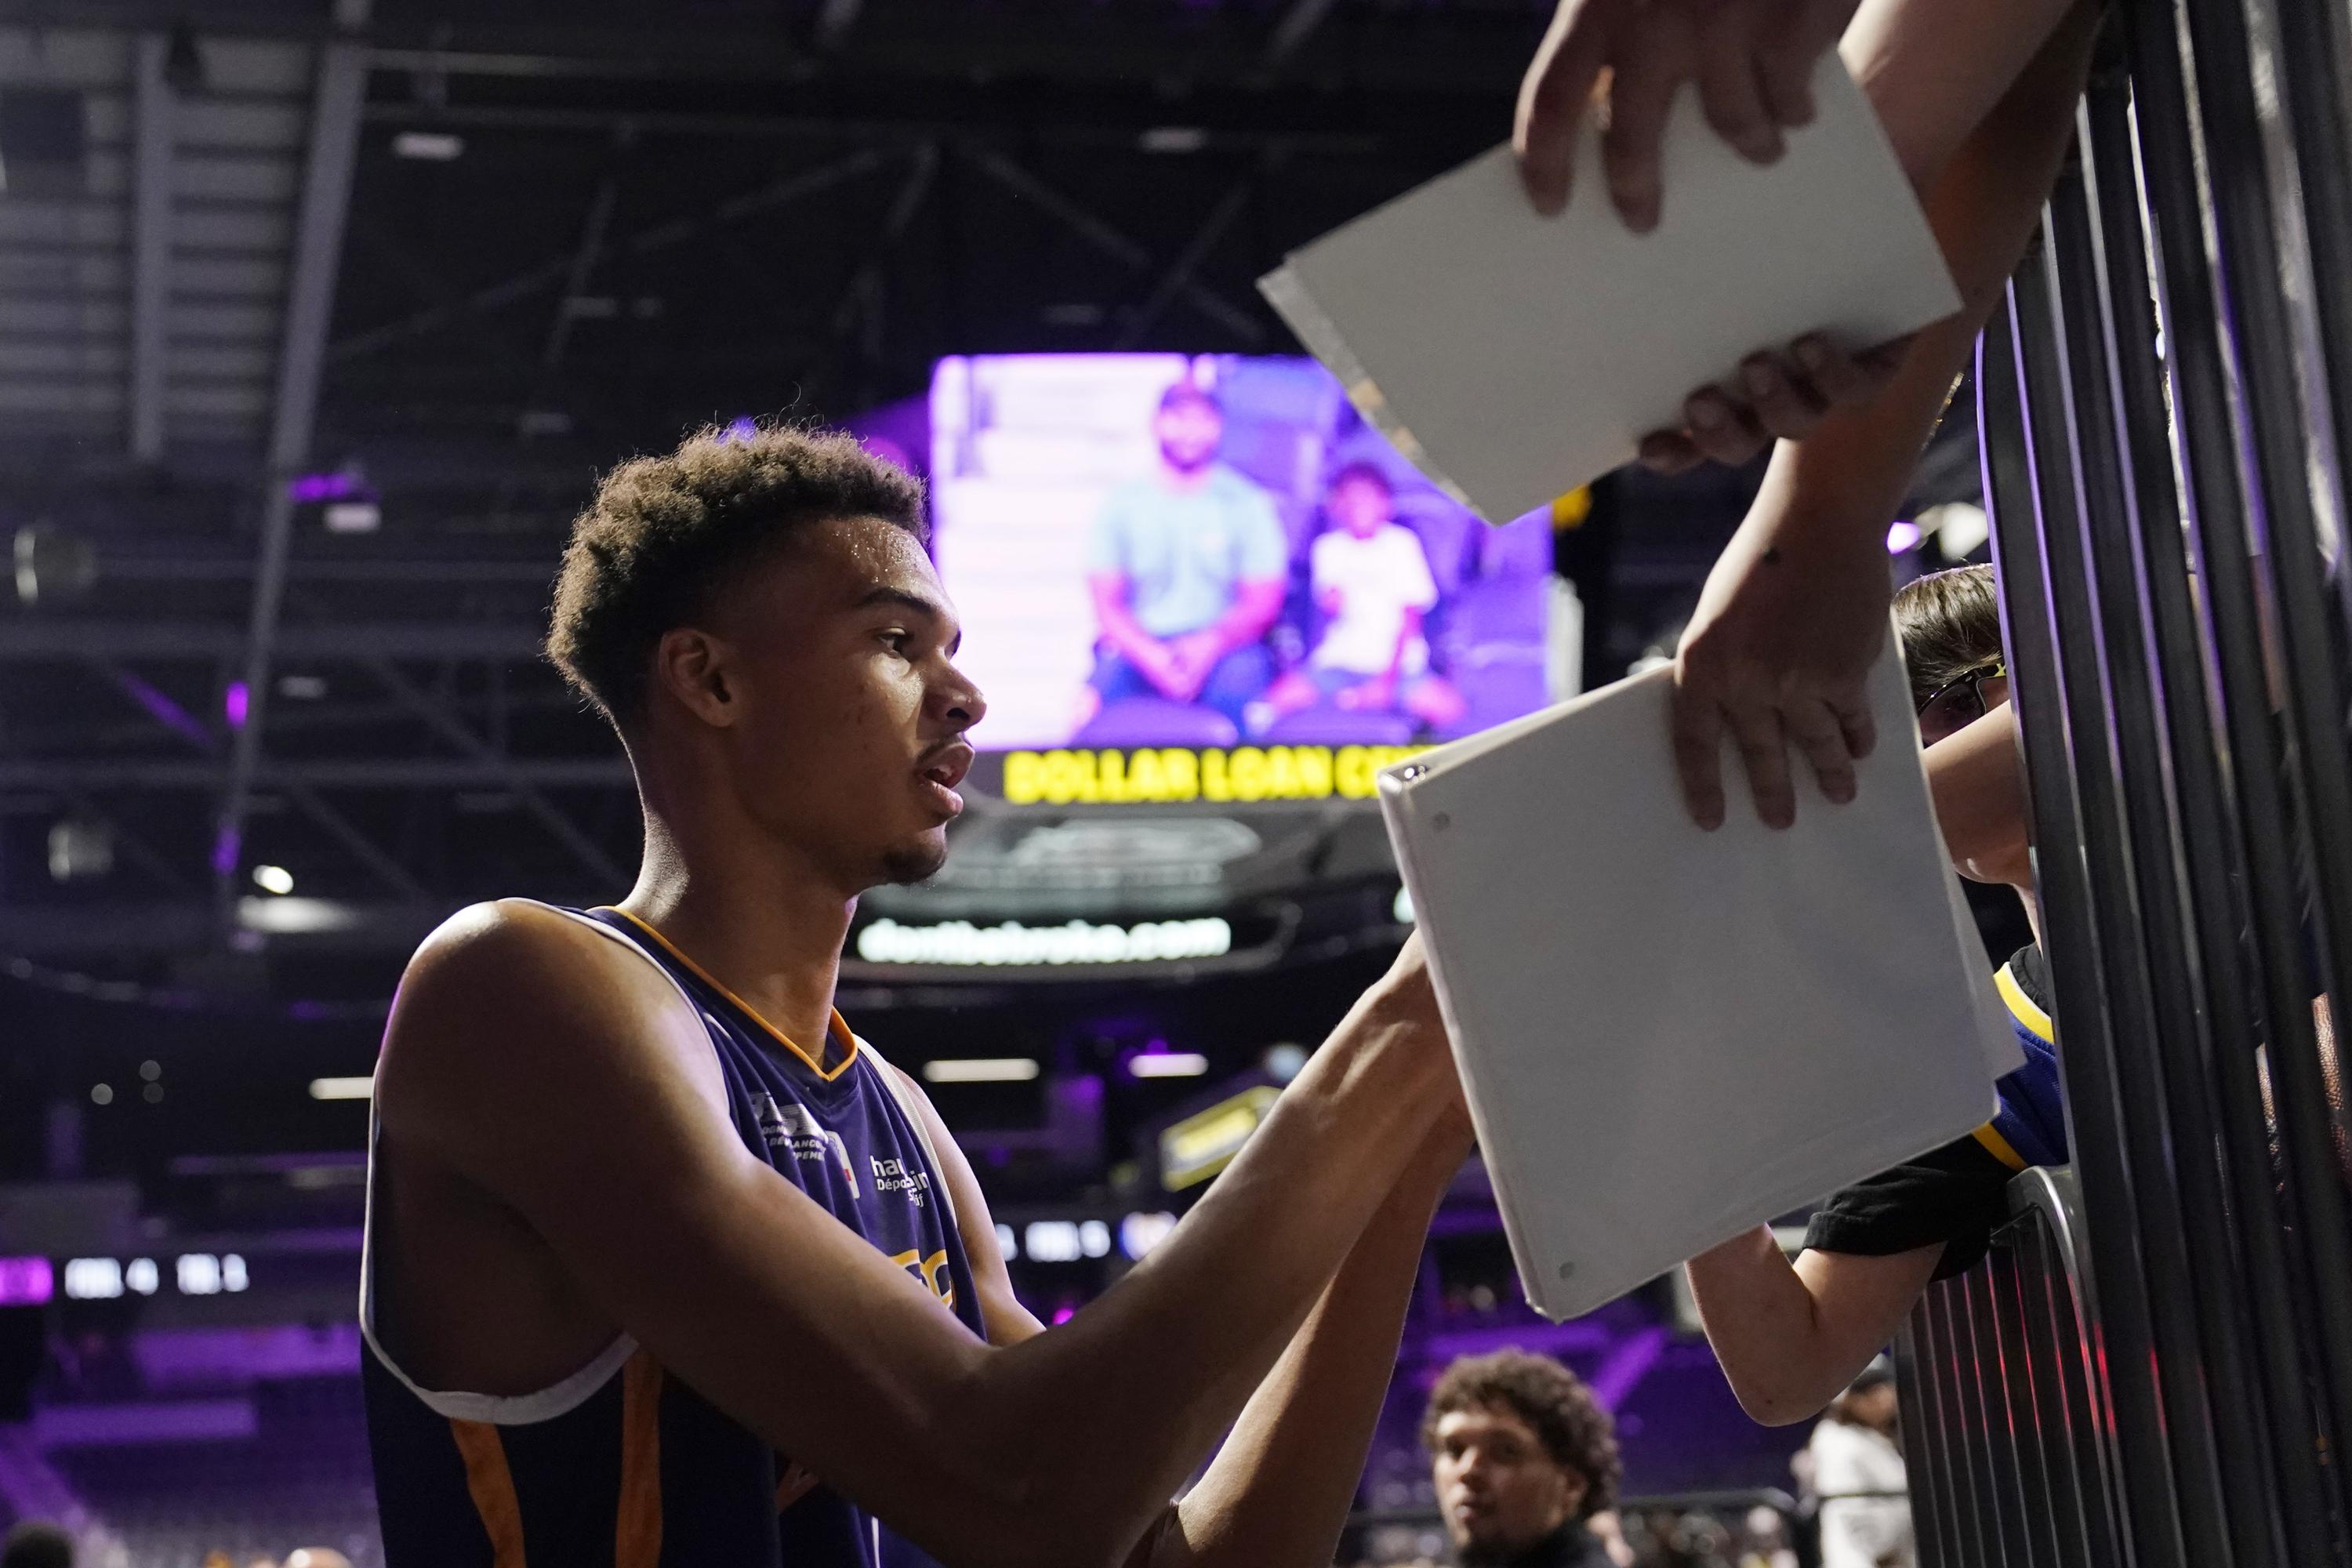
[
  {"left": 1119, "top": 1212, "right": 1178, "bottom": 1260},
  {"left": 62, "top": 1254, "right": 247, "bottom": 1301},
  {"left": 993, "top": 744, "right": 1432, "bottom": 807},
  {"left": 0, "top": 1258, "right": 52, "bottom": 1308},
  {"left": 1160, "top": 1087, "right": 1282, "bottom": 1191},
  {"left": 856, "top": 916, "right": 1231, "bottom": 967}
]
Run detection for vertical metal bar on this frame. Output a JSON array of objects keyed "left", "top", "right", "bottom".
[
  {"left": 1896, "top": 1323, "right": 1956, "bottom": 1568},
  {"left": 1926, "top": 1287, "right": 1996, "bottom": 1568},
  {"left": 2071, "top": 66, "right": 2346, "bottom": 1566},
  {"left": 1980, "top": 299, "right": 2186, "bottom": 1568},
  {"left": 2014, "top": 1219, "right": 2103, "bottom": 1568},
  {"left": 2118, "top": 0, "right": 2352, "bottom": 1510},
  {"left": 2033, "top": 122, "right": 2296, "bottom": 1568},
  {"left": 1986, "top": 1242, "right": 2066, "bottom": 1566},
  {"left": 1905, "top": 1299, "right": 1972, "bottom": 1568},
  {"left": 2261, "top": 0, "right": 2352, "bottom": 572},
  {"left": 1958, "top": 1269, "right": 2034, "bottom": 1565}
]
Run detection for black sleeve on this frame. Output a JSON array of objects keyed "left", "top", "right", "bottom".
[{"left": 1804, "top": 1134, "right": 2016, "bottom": 1280}]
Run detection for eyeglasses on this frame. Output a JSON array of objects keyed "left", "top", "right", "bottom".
[{"left": 1916, "top": 660, "right": 2007, "bottom": 740}]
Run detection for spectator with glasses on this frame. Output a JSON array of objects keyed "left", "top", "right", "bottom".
[{"left": 1675, "top": 564, "right": 2060, "bottom": 1425}]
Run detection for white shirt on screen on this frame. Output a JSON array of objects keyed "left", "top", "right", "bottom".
[
  {"left": 1309, "top": 524, "right": 1439, "bottom": 677},
  {"left": 1809, "top": 1420, "right": 1914, "bottom": 1568}
]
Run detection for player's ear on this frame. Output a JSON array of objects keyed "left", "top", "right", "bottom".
[{"left": 654, "top": 626, "right": 740, "bottom": 728}]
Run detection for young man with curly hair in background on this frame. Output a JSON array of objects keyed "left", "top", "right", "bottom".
[{"left": 1421, "top": 1350, "right": 1627, "bottom": 1568}]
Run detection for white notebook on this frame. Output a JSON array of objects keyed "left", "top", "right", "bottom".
[
  {"left": 1379, "top": 641, "right": 2020, "bottom": 1321},
  {"left": 1260, "top": 53, "right": 1961, "bottom": 523}
]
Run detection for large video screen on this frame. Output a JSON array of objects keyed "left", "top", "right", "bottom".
[{"left": 929, "top": 354, "right": 1557, "bottom": 756}]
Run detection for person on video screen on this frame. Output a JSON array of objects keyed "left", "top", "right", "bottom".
[
  {"left": 1080, "top": 379, "right": 1288, "bottom": 731},
  {"left": 1248, "top": 463, "right": 1467, "bottom": 737}
]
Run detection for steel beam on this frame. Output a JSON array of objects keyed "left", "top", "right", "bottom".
[
  {"left": 366, "top": 659, "right": 628, "bottom": 887},
  {"left": 89, "top": 663, "right": 434, "bottom": 904},
  {"left": 1112, "top": 168, "right": 1260, "bottom": 348},
  {"left": 326, "top": 147, "right": 887, "bottom": 364},
  {"left": 1263, "top": 0, "right": 1343, "bottom": 68},
  {"left": 962, "top": 147, "right": 1267, "bottom": 344},
  {"left": 129, "top": 33, "right": 175, "bottom": 465},
  {"left": 0, "top": 621, "right": 550, "bottom": 661},
  {"left": 212, "top": 27, "right": 368, "bottom": 917},
  {"left": 0, "top": 759, "right": 630, "bottom": 789}
]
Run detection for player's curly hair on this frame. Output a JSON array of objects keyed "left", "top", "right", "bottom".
[
  {"left": 547, "top": 422, "right": 927, "bottom": 728},
  {"left": 1893, "top": 564, "right": 2003, "bottom": 710},
  {"left": 1420, "top": 1349, "right": 1622, "bottom": 1518}
]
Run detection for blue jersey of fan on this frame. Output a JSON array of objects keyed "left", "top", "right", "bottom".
[
  {"left": 1974, "top": 945, "right": 2066, "bottom": 1172},
  {"left": 361, "top": 902, "right": 984, "bottom": 1568}
]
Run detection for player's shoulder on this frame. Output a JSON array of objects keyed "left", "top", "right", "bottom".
[
  {"left": 399, "top": 899, "right": 615, "bottom": 997},
  {"left": 385, "top": 902, "right": 675, "bottom": 1080}
]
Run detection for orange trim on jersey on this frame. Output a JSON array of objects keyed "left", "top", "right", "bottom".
[
  {"left": 777, "top": 1461, "right": 821, "bottom": 1512},
  {"left": 616, "top": 1349, "right": 664, "bottom": 1568},
  {"left": 601, "top": 908, "right": 860, "bottom": 1082},
  {"left": 1972, "top": 1122, "right": 2029, "bottom": 1173},
  {"left": 448, "top": 1418, "right": 528, "bottom": 1568}
]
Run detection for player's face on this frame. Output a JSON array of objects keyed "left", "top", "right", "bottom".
[
  {"left": 1155, "top": 397, "right": 1223, "bottom": 473},
  {"left": 1432, "top": 1406, "right": 1585, "bottom": 1559},
  {"left": 1330, "top": 475, "right": 1391, "bottom": 537},
  {"left": 704, "top": 516, "right": 982, "bottom": 888}
]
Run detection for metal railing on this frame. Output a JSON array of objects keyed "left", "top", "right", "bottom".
[{"left": 1896, "top": 0, "right": 2352, "bottom": 1562}]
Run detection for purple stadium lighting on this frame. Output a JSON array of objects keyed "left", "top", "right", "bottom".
[
  {"left": 1886, "top": 519, "right": 1922, "bottom": 554},
  {"left": 0, "top": 1257, "right": 53, "bottom": 1308},
  {"left": 722, "top": 416, "right": 758, "bottom": 444},
  {"left": 223, "top": 680, "right": 250, "bottom": 729},
  {"left": 211, "top": 824, "right": 241, "bottom": 879},
  {"left": 286, "top": 472, "right": 358, "bottom": 503}
]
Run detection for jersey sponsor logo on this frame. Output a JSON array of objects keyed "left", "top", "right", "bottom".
[
  {"left": 751, "top": 1093, "right": 858, "bottom": 1196},
  {"left": 869, "top": 1154, "right": 933, "bottom": 1207},
  {"left": 889, "top": 1247, "right": 956, "bottom": 1309}
]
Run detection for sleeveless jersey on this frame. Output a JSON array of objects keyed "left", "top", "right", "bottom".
[{"left": 361, "top": 903, "right": 985, "bottom": 1568}]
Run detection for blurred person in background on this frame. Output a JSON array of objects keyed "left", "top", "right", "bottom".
[
  {"left": 1247, "top": 463, "right": 1466, "bottom": 737},
  {"left": 1421, "top": 1349, "right": 1624, "bottom": 1567},
  {"left": 1807, "top": 1361, "right": 1911, "bottom": 1568},
  {"left": 0, "top": 1523, "right": 71, "bottom": 1568},
  {"left": 1081, "top": 379, "right": 1289, "bottom": 731}
]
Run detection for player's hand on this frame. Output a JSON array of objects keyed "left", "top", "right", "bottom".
[
  {"left": 1514, "top": 0, "right": 1862, "bottom": 227},
  {"left": 1671, "top": 512, "right": 1887, "bottom": 829},
  {"left": 1638, "top": 335, "right": 1911, "bottom": 474}
]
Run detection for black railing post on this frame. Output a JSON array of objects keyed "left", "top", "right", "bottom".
[{"left": 1981, "top": 295, "right": 2186, "bottom": 1568}]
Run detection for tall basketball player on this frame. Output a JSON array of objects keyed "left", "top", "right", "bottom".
[{"left": 361, "top": 425, "right": 1472, "bottom": 1567}]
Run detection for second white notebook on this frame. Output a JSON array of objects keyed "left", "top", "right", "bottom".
[{"left": 1379, "top": 644, "right": 2019, "bottom": 1322}]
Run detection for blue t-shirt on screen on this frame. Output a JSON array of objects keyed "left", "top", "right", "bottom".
[{"left": 1086, "top": 464, "right": 1289, "bottom": 637}]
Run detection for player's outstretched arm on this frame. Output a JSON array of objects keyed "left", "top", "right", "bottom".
[
  {"left": 1683, "top": 1228, "right": 1942, "bottom": 1425},
  {"left": 1136, "top": 1102, "right": 1474, "bottom": 1568},
  {"left": 378, "top": 905, "right": 1459, "bottom": 1568}
]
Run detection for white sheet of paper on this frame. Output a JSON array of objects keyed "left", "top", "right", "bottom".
[
  {"left": 1379, "top": 640, "right": 2020, "bottom": 1322},
  {"left": 1261, "top": 54, "right": 1961, "bottom": 523}
]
